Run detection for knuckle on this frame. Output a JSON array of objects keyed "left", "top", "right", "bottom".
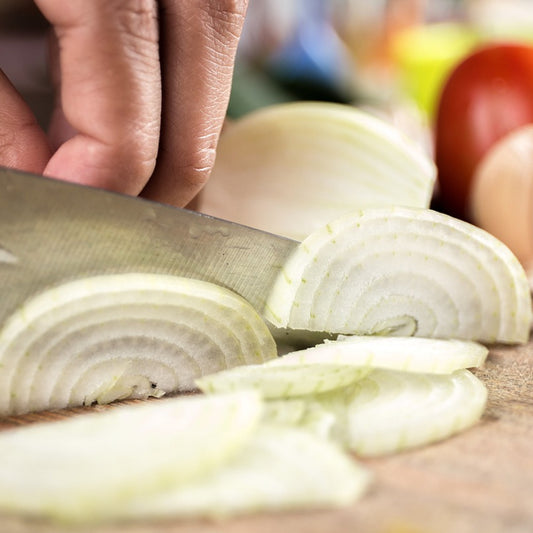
[{"left": 180, "top": 145, "right": 218, "bottom": 189}]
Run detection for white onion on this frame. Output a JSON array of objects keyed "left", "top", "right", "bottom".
[
  {"left": 197, "top": 362, "right": 370, "bottom": 398},
  {"left": 265, "top": 207, "right": 532, "bottom": 343},
  {"left": 200, "top": 102, "right": 436, "bottom": 240},
  {"left": 197, "top": 334, "right": 487, "bottom": 399},
  {"left": 262, "top": 400, "right": 337, "bottom": 440},
  {"left": 316, "top": 368, "right": 488, "bottom": 456},
  {"left": 273, "top": 335, "right": 488, "bottom": 374},
  {"left": 0, "top": 391, "right": 263, "bottom": 523},
  {"left": 116, "top": 425, "right": 370, "bottom": 521},
  {"left": 0, "top": 273, "right": 277, "bottom": 415}
]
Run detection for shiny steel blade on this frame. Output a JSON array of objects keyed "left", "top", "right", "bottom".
[{"left": 0, "top": 167, "right": 298, "bottom": 326}]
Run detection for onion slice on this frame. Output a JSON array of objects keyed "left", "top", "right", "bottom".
[
  {"left": 196, "top": 334, "right": 487, "bottom": 397},
  {"left": 0, "top": 391, "right": 262, "bottom": 523},
  {"left": 196, "top": 362, "right": 371, "bottom": 398},
  {"left": 316, "top": 368, "right": 488, "bottom": 456},
  {"left": 0, "top": 273, "right": 277, "bottom": 416},
  {"left": 265, "top": 207, "right": 532, "bottom": 343},
  {"left": 273, "top": 335, "right": 488, "bottom": 374},
  {"left": 115, "top": 425, "right": 370, "bottom": 521},
  {"left": 200, "top": 102, "right": 436, "bottom": 240}
]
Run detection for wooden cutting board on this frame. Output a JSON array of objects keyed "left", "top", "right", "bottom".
[{"left": 0, "top": 342, "right": 532, "bottom": 533}]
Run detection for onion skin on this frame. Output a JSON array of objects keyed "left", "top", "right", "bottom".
[
  {"left": 470, "top": 124, "right": 533, "bottom": 277},
  {"left": 435, "top": 43, "right": 533, "bottom": 220}
]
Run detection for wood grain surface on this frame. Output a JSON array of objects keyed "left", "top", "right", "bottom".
[{"left": 1, "top": 342, "right": 532, "bottom": 533}]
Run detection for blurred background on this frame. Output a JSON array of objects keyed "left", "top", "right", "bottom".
[
  {"left": 228, "top": 1, "right": 533, "bottom": 137},
  {"left": 2, "top": 0, "right": 533, "bottom": 131}
]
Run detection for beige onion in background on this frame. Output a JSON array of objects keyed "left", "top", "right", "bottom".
[{"left": 470, "top": 124, "right": 533, "bottom": 282}]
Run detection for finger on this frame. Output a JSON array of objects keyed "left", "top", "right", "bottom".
[
  {"left": 142, "top": 0, "right": 248, "bottom": 206},
  {"left": 0, "top": 69, "right": 52, "bottom": 173},
  {"left": 46, "top": 29, "right": 77, "bottom": 151},
  {"left": 34, "top": 0, "right": 161, "bottom": 194}
]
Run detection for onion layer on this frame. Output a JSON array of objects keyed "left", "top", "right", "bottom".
[
  {"left": 273, "top": 335, "right": 488, "bottom": 374},
  {"left": 315, "top": 368, "right": 488, "bottom": 456},
  {"left": 197, "top": 334, "right": 487, "bottom": 398},
  {"left": 197, "top": 363, "right": 371, "bottom": 399}
]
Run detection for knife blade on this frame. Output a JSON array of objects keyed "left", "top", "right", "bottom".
[{"left": 0, "top": 166, "right": 299, "bottom": 327}]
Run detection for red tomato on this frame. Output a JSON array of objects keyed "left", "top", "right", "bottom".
[{"left": 434, "top": 42, "right": 533, "bottom": 220}]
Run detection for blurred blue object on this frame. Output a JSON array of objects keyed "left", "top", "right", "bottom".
[
  {"left": 228, "top": 1, "right": 359, "bottom": 117},
  {"left": 267, "top": 0, "right": 353, "bottom": 93}
]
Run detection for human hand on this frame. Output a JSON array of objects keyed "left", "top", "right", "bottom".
[{"left": 0, "top": 0, "right": 248, "bottom": 207}]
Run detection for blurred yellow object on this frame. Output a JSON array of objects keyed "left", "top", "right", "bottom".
[{"left": 390, "top": 23, "right": 480, "bottom": 118}]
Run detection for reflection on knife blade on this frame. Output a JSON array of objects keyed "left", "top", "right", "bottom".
[{"left": 0, "top": 166, "right": 299, "bottom": 325}]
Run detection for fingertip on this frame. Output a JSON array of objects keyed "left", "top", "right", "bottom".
[{"left": 43, "top": 133, "right": 157, "bottom": 194}]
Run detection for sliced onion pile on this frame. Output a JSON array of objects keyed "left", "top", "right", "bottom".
[
  {"left": 0, "top": 391, "right": 264, "bottom": 523},
  {"left": 198, "top": 334, "right": 488, "bottom": 456},
  {"left": 265, "top": 206, "right": 532, "bottom": 344},
  {"left": 0, "top": 391, "right": 370, "bottom": 524},
  {"left": 0, "top": 273, "right": 277, "bottom": 416},
  {"left": 194, "top": 339, "right": 488, "bottom": 459},
  {"left": 200, "top": 102, "right": 436, "bottom": 240},
  {"left": 0, "top": 99, "right": 530, "bottom": 524}
]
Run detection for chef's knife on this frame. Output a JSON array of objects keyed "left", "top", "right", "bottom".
[{"left": 0, "top": 166, "right": 299, "bottom": 327}]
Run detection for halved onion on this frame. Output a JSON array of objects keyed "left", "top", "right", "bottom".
[
  {"left": 316, "top": 368, "right": 488, "bottom": 456},
  {"left": 265, "top": 207, "right": 532, "bottom": 343},
  {"left": 115, "top": 425, "right": 370, "bottom": 521},
  {"left": 200, "top": 102, "right": 436, "bottom": 240},
  {"left": 0, "top": 391, "right": 262, "bottom": 523},
  {"left": 0, "top": 273, "right": 277, "bottom": 416}
]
